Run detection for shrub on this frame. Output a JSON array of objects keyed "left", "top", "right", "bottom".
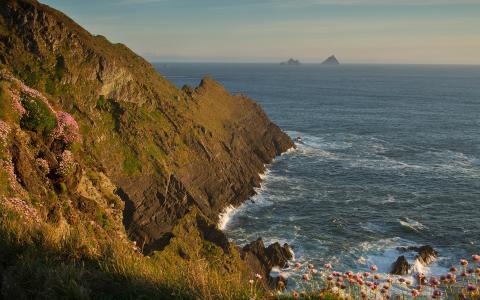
[{"left": 20, "top": 96, "right": 57, "bottom": 135}]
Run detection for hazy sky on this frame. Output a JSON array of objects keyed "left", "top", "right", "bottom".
[{"left": 41, "top": 0, "right": 480, "bottom": 64}]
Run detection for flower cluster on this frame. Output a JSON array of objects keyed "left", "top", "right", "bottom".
[
  {"left": 0, "top": 69, "right": 54, "bottom": 114},
  {"left": 51, "top": 111, "right": 80, "bottom": 144},
  {"left": 35, "top": 158, "right": 50, "bottom": 174},
  {"left": 276, "top": 256, "right": 480, "bottom": 300},
  {"left": 0, "top": 157, "right": 20, "bottom": 193},
  {"left": 57, "top": 150, "right": 76, "bottom": 177},
  {"left": 0, "top": 120, "right": 11, "bottom": 146},
  {"left": 8, "top": 88, "right": 26, "bottom": 116},
  {"left": 3, "top": 197, "right": 41, "bottom": 224}
]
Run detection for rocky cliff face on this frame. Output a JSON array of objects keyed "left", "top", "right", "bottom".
[{"left": 0, "top": 0, "right": 293, "bottom": 255}]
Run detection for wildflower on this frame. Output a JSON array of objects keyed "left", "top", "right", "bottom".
[
  {"left": 300, "top": 291, "right": 306, "bottom": 298},
  {"left": 386, "top": 277, "right": 394, "bottom": 284},
  {"left": 370, "top": 265, "right": 378, "bottom": 272},
  {"left": 467, "top": 268, "right": 474, "bottom": 274},
  {"left": 324, "top": 263, "right": 332, "bottom": 269},
  {"left": 311, "top": 269, "right": 318, "bottom": 274},
  {"left": 327, "top": 275, "right": 333, "bottom": 281},
  {"left": 429, "top": 277, "right": 440, "bottom": 287},
  {"left": 0, "top": 121, "right": 11, "bottom": 145},
  {"left": 473, "top": 254, "right": 480, "bottom": 263},
  {"left": 363, "top": 272, "right": 371, "bottom": 278},
  {"left": 357, "top": 279, "right": 364, "bottom": 286},
  {"left": 411, "top": 289, "right": 420, "bottom": 297},
  {"left": 302, "top": 274, "right": 310, "bottom": 281},
  {"left": 467, "top": 284, "right": 477, "bottom": 292},
  {"left": 255, "top": 273, "right": 262, "bottom": 280},
  {"left": 295, "top": 262, "right": 302, "bottom": 269},
  {"left": 307, "top": 263, "right": 314, "bottom": 269},
  {"left": 450, "top": 266, "right": 458, "bottom": 273},
  {"left": 432, "top": 290, "right": 442, "bottom": 299},
  {"left": 248, "top": 279, "right": 254, "bottom": 284},
  {"left": 460, "top": 259, "right": 468, "bottom": 267},
  {"left": 374, "top": 274, "right": 381, "bottom": 280},
  {"left": 292, "top": 290, "right": 299, "bottom": 299},
  {"left": 35, "top": 158, "right": 49, "bottom": 174},
  {"left": 398, "top": 277, "right": 405, "bottom": 284},
  {"left": 52, "top": 111, "right": 80, "bottom": 144},
  {"left": 344, "top": 271, "right": 353, "bottom": 278},
  {"left": 57, "top": 150, "right": 76, "bottom": 177}
]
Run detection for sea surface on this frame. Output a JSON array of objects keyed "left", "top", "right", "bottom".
[{"left": 156, "top": 63, "right": 480, "bottom": 284}]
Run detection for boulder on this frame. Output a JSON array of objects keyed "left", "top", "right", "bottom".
[
  {"left": 265, "top": 242, "right": 293, "bottom": 269},
  {"left": 391, "top": 255, "right": 410, "bottom": 275},
  {"left": 416, "top": 245, "right": 438, "bottom": 265},
  {"left": 241, "top": 238, "right": 293, "bottom": 288}
]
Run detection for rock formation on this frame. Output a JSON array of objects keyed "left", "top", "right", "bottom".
[
  {"left": 321, "top": 55, "right": 340, "bottom": 65},
  {"left": 280, "top": 58, "right": 301, "bottom": 65},
  {"left": 0, "top": 0, "right": 294, "bottom": 296}
]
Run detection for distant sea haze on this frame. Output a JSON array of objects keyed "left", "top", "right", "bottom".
[{"left": 157, "top": 63, "right": 480, "bottom": 287}]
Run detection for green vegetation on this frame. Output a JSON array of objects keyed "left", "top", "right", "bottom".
[
  {"left": 20, "top": 96, "right": 57, "bottom": 135},
  {"left": 122, "top": 147, "right": 142, "bottom": 176}
]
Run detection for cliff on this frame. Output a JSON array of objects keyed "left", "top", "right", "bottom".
[{"left": 0, "top": 0, "right": 293, "bottom": 298}]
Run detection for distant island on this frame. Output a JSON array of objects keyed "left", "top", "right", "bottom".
[
  {"left": 322, "top": 55, "right": 340, "bottom": 65},
  {"left": 280, "top": 58, "right": 301, "bottom": 65}
]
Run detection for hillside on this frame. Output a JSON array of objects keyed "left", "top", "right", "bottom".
[{"left": 0, "top": 0, "right": 293, "bottom": 298}]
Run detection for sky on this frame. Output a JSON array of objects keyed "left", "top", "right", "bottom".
[{"left": 40, "top": 0, "right": 480, "bottom": 64}]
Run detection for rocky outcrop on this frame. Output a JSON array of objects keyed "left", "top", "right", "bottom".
[
  {"left": 392, "top": 245, "right": 438, "bottom": 275},
  {"left": 391, "top": 255, "right": 410, "bottom": 275},
  {"left": 0, "top": 0, "right": 294, "bottom": 254},
  {"left": 241, "top": 238, "right": 293, "bottom": 287},
  {"left": 321, "top": 55, "right": 340, "bottom": 65}
]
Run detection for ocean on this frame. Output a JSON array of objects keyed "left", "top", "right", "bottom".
[{"left": 155, "top": 63, "right": 480, "bottom": 285}]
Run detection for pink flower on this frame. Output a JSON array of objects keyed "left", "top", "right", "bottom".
[
  {"left": 302, "top": 274, "right": 310, "bottom": 281},
  {"left": 432, "top": 290, "right": 442, "bottom": 299},
  {"left": 473, "top": 255, "right": 480, "bottom": 263},
  {"left": 0, "top": 121, "right": 11, "bottom": 145},
  {"left": 52, "top": 111, "right": 80, "bottom": 144},
  {"left": 411, "top": 289, "right": 420, "bottom": 297},
  {"left": 363, "top": 272, "right": 371, "bottom": 278},
  {"left": 307, "top": 263, "right": 314, "bottom": 269},
  {"left": 460, "top": 259, "right": 468, "bottom": 267},
  {"left": 35, "top": 158, "right": 49, "bottom": 174},
  {"left": 323, "top": 263, "right": 332, "bottom": 269},
  {"left": 294, "top": 262, "right": 302, "bottom": 269},
  {"left": 370, "top": 265, "right": 378, "bottom": 272},
  {"left": 467, "top": 284, "right": 477, "bottom": 292},
  {"left": 57, "top": 150, "right": 76, "bottom": 177}
]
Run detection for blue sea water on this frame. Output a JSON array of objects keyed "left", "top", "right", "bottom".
[{"left": 156, "top": 63, "right": 480, "bottom": 281}]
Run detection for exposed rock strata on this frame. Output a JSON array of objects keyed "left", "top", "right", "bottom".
[{"left": 0, "top": 0, "right": 294, "bottom": 254}]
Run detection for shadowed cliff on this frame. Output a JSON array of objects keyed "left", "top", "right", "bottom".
[{"left": 0, "top": 0, "right": 293, "bottom": 252}]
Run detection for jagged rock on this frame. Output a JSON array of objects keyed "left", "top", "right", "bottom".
[
  {"left": 241, "top": 238, "right": 293, "bottom": 288},
  {"left": 391, "top": 255, "right": 410, "bottom": 275},
  {"left": 416, "top": 245, "right": 438, "bottom": 265},
  {"left": 265, "top": 242, "right": 293, "bottom": 269}
]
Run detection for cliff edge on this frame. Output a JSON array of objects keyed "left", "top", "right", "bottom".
[{"left": 0, "top": 0, "right": 294, "bottom": 297}]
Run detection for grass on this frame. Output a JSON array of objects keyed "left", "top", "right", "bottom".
[{"left": 0, "top": 202, "right": 268, "bottom": 299}]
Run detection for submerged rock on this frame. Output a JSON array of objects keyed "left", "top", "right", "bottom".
[{"left": 391, "top": 255, "right": 410, "bottom": 275}]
